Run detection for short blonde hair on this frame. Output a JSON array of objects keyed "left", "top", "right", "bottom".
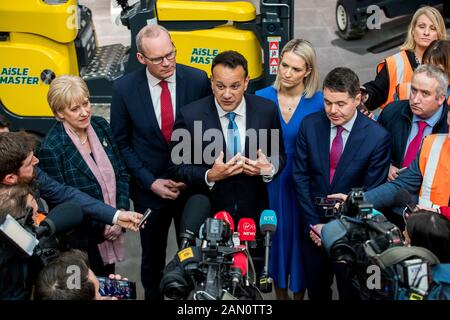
[
  {"left": 273, "top": 39, "right": 320, "bottom": 98},
  {"left": 47, "top": 75, "right": 89, "bottom": 121},
  {"left": 400, "top": 6, "right": 447, "bottom": 52},
  {"left": 136, "top": 24, "right": 171, "bottom": 54}
]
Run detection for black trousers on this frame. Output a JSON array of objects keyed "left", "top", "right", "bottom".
[{"left": 135, "top": 201, "right": 183, "bottom": 300}]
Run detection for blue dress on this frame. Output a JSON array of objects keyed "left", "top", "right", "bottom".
[{"left": 256, "top": 86, "right": 324, "bottom": 292}]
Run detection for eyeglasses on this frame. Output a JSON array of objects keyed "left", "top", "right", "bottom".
[{"left": 140, "top": 49, "right": 177, "bottom": 65}]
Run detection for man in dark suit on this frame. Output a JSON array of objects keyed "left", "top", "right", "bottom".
[
  {"left": 378, "top": 64, "right": 448, "bottom": 180},
  {"left": 168, "top": 51, "right": 285, "bottom": 272},
  {"left": 0, "top": 132, "right": 141, "bottom": 229},
  {"left": 376, "top": 64, "right": 448, "bottom": 228},
  {"left": 110, "top": 25, "right": 210, "bottom": 300},
  {"left": 292, "top": 67, "right": 391, "bottom": 300}
]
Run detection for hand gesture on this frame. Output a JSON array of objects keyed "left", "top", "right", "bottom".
[
  {"left": 242, "top": 149, "right": 273, "bottom": 176},
  {"left": 206, "top": 151, "right": 244, "bottom": 183}
]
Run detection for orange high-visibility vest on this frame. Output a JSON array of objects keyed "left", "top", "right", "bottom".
[
  {"left": 396, "top": 82, "right": 411, "bottom": 101},
  {"left": 376, "top": 50, "right": 413, "bottom": 109},
  {"left": 418, "top": 134, "right": 450, "bottom": 208}
]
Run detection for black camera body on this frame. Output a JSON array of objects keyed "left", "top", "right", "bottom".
[{"left": 161, "top": 217, "right": 261, "bottom": 300}]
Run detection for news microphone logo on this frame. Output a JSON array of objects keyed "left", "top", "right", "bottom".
[
  {"left": 260, "top": 209, "right": 277, "bottom": 234},
  {"left": 237, "top": 218, "right": 256, "bottom": 241}
]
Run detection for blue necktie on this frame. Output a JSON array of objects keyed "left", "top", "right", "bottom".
[{"left": 226, "top": 112, "right": 240, "bottom": 156}]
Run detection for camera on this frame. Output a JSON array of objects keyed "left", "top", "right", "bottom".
[{"left": 160, "top": 217, "right": 262, "bottom": 300}]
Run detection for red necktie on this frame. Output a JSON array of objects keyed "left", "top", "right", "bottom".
[
  {"left": 159, "top": 80, "right": 174, "bottom": 144},
  {"left": 330, "top": 126, "right": 344, "bottom": 184},
  {"left": 402, "top": 121, "right": 428, "bottom": 168}
]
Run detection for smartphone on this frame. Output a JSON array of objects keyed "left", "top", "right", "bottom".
[
  {"left": 97, "top": 276, "right": 136, "bottom": 300},
  {"left": 397, "top": 167, "right": 407, "bottom": 175},
  {"left": 309, "top": 224, "right": 321, "bottom": 239},
  {"left": 138, "top": 208, "right": 152, "bottom": 228},
  {"left": 315, "top": 197, "right": 340, "bottom": 207}
]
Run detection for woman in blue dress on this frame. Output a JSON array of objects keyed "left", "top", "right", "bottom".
[{"left": 256, "top": 39, "right": 323, "bottom": 300}]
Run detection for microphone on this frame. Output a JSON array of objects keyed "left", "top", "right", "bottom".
[
  {"left": 394, "top": 189, "right": 416, "bottom": 214},
  {"left": 35, "top": 203, "right": 83, "bottom": 238},
  {"left": 214, "top": 211, "right": 234, "bottom": 247},
  {"left": 230, "top": 248, "right": 248, "bottom": 295},
  {"left": 214, "top": 211, "right": 234, "bottom": 234},
  {"left": 179, "top": 194, "right": 211, "bottom": 249},
  {"left": 259, "top": 209, "right": 277, "bottom": 293},
  {"left": 237, "top": 218, "right": 256, "bottom": 285}
]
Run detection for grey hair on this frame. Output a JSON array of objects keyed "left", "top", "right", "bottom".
[
  {"left": 414, "top": 64, "right": 448, "bottom": 99},
  {"left": 136, "top": 24, "right": 171, "bottom": 53}
]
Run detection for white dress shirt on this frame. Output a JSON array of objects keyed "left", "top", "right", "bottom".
[{"left": 146, "top": 69, "right": 176, "bottom": 128}]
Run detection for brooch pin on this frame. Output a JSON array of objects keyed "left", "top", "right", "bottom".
[{"left": 103, "top": 140, "right": 108, "bottom": 147}]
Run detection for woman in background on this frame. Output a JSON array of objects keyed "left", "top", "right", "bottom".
[
  {"left": 423, "top": 39, "right": 450, "bottom": 104},
  {"left": 256, "top": 39, "right": 323, "bottom": 300},
  {"left": 38, "top": 75, "right": 130, "bottom": 276},
  {"left": 362, "top": 6, "right": 446, "bottom": 110}
]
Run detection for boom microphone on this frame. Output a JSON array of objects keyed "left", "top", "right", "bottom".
[
  {"left": 35, "top": 203, "right": 83, "bottom": 238},
  {"left": 259, "top": 209, "right": 277, "bottom": 293},
  {"left": 180, "top": 194, "right": 211, "bottom": 249}
]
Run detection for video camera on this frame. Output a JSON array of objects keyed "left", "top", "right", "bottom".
[
  {"left": 319, "top": 188, "right": 438, "bottom": 300},
  {"left": 0, "top": 203, "right": 83, "bottom": 299}
]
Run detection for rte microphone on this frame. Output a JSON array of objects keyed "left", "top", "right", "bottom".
[
  {"left": 35, "top": 203, "right": 83, "bottom": 238},
  {"left": 179, "top": 194, "right": 211, "bottom": 249},
  {"left": 259, "top": 209, "right": 277, "bottom": 293},
  {"left": 394, "top": 189, "right": 417, "bottom": 214},
  {"left": 237, "top": 218, "right": 256, "bottom": 285}
]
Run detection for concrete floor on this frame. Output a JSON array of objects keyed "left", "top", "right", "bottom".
[{"left": 79, "top": 0, "right": 448, "bottom": 300}]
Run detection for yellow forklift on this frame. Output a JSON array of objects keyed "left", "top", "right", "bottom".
[{"left": 0, "top": 0, "right": 294, "bottom": 136}]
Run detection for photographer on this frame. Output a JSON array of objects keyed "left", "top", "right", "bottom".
[
  {"left": 0, "top": 184, "right": 43, "bottom": 299},
  {"left": 35, "top": 249, "right": 127, "bottom": 300}
]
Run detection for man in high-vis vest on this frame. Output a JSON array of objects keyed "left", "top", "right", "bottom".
[
  {"left": 329, "top": 105, "right": 449, "bottom": 215},
  {"left": 378, "top": 64, "right": 449, "bottom": 182}
]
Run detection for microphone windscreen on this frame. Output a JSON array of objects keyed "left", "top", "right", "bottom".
[
  {"left": 214, "top": 211, "right": 234, "bottom": 233},
  {"left": 180, "top": 194, "right": 211, "bottom": 238},
  {"left": 237, "top": 218, "right": 256, "bottom": 242},
  {"left": 44, "top": 202, "right": 83, "bottom": 235},
  {"left": 259, "top": 209, "right": 277, "bottom": 234},
  {"left": 232, "top": 250, "right": 247, "bottom": 276}
]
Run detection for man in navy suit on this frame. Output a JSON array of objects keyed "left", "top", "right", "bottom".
[
  {"left": 292, "top": 67, "right": 391, "bottom": 300},
  {"left": 110, "top": 25, "right": 210, "bottom": 300},
  {"left": 168, "top": 51, "right": 285, "bottom": 273}
]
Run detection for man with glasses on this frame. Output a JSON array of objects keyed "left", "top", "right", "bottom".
[{"left": 110, "top": 24, "right": 210, "bottom": 300}]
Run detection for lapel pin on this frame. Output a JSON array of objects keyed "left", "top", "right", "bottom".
[{"left": 103, "top": 140, "right": 108, "bottom": 147}]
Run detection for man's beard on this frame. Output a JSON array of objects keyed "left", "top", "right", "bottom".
[{"left": 17, "top": 169, "right": 36, "bottom": 184}]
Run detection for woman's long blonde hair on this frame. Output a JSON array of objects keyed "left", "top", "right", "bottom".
[
  {"left": 273, "top": 39, "right": 320, "bottom": 98},
  {"left": 400, "top": 6, "right": 447, "bottom": 51}
]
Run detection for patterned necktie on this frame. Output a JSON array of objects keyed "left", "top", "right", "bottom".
[
  {"left": 329, "top": 126, "right": 344, "bottom": 184},
  {"left": 226, "top": 112, "right": 241, "bottom": 156},
  {"left": 402, "top": 121, "right": 428, "bottom": 168},
  {"left": 159, "top": 80, "right": 174, "bottom": 144}
]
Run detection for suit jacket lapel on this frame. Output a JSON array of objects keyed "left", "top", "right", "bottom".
[
  {"left": 137, "top": 68, "right": 166, "bottom": 144},
  {"left": 244, "top": 95, "right": 258, "bottom": 158},
  {"left": 175, "top": 65, "right": 187, "bottom": 119},
  {"left": 317, "top": 113, "right": 332, "bottom": 189},
  {"left": 59, "top": 125, "right": 97, "bottom": 183},
  {"left": 331, "top": 112, "right": 367, "bottom": 188}
]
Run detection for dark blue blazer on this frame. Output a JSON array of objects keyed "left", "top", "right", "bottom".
[
  {"left": 110, "top": 64, "right": 211, "bottom": 209},
  {"left": 37, "top": 116, "right": 130, "bottom": 210},
  {"left": 377, "top": 99, "right": 448, "bottom": 168},
  {"left": 292, "top": 111, "right": 391, "bottom": 234},
  {"left": 168, "top": 94, "right": 286, "bottom": 221}
]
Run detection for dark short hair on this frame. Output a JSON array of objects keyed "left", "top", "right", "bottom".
[
  {"left": 211, "top": 50, "right": 248, "bottom": 78},
  {"left": 0, "top": 132, "right": 37, "bottom": 181},
  {"left": 323, "top": 67, "right": 360, "bottom": 98},
  {"left": 0, "top": 115, "right": 10, "bottom": 130},
  {"left": 0, "top": 184, "right": 37, "bottom": 224},
  {"left": 35, "top": 249, "right": 96, "bottom": 300},
  {"left": 407, "top": 211, "right": 450, "bottom": 263}
]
